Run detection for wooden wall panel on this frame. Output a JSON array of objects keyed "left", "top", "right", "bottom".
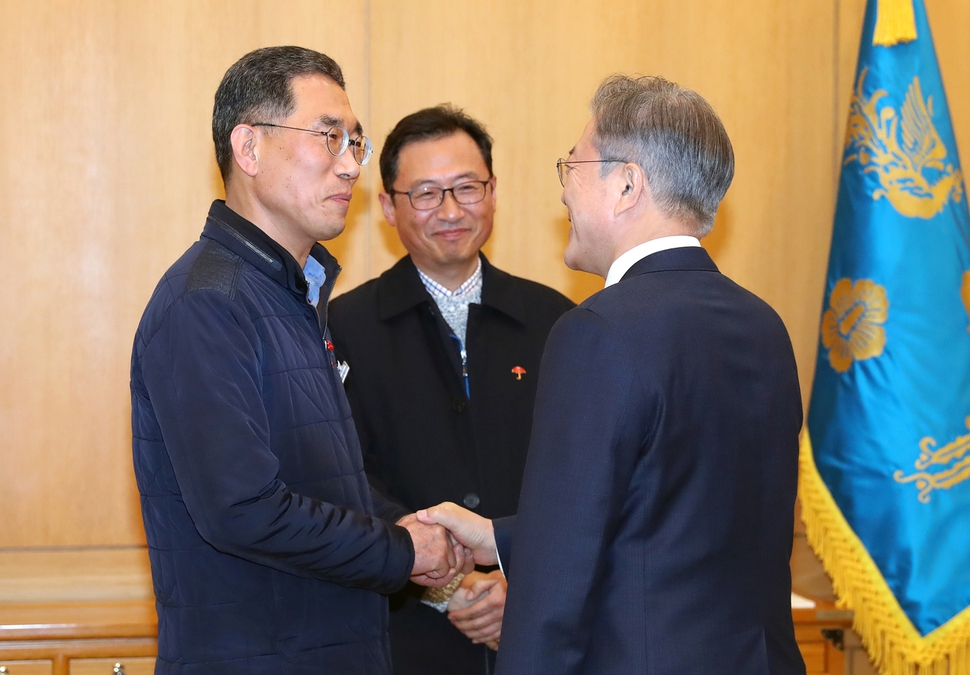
[{"left": 0, "top": 0, "right": 369, "bottom": 548}]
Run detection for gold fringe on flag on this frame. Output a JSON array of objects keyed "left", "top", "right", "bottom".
[
  {"left": 873, "top": 0, "right": 918, "bottom": 46},
  {"left": 799, "top": 431, "right": 970, "bottom": 674}
]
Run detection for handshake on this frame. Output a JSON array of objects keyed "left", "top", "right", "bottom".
[
  {"left": 397, "top": 502, "right": 504, "bottom": 649},
  {"left": 397, "top": 501, "right": 498, "bottom": 586}
]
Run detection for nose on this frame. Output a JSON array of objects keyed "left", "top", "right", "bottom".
[
  {"left": 436, "top": 189, "right": 463, "bottom": 221},
  {"left": 334, "top": 148, "right": 361, "bottom": 181}
]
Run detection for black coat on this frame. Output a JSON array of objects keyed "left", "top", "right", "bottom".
[{"left": 328, "top": 254, "right": 574, "bottom": 675}]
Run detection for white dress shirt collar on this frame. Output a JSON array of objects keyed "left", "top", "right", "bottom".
[{"left": 604, "top": 235, "right": 701, "bottom": 287}]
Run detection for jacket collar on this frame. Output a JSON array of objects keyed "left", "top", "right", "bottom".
[
  {"left": 620, "top": 245, "right": 719, "bottom": 281},
  {"left": 202, "top": 200, "right": 341, "bottom": 302},
  {"left": 376, "top": 253, "right": 531, "bottom": 326}
]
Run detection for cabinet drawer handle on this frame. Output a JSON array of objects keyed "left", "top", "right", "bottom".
[
  {"left": 113, "top": 665, "right": 126, "bottom": 675},
  {"left": 0, "top": 666, "right": 8, "bottom": 674}
]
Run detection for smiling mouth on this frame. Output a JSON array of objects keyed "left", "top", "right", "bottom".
[{"left": 433, "top": 227, "right": 471, "bottom": 238}]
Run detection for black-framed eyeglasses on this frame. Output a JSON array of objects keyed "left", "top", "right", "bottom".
[
  {"left": 556, "top": 158, "right": 628, "bottom": 187},
  {"left": 252, "top": 122, "right": 373, "bottom": 165},
  {"left": 388, "top": 179, "right": 492, "bottom": 211}
]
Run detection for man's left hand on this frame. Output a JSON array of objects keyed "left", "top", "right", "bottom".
[{"left": 447, "top": 569, "right": 506, "bottom": 650}]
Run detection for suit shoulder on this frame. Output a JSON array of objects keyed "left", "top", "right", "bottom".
[
  {"left": 328, "top": 276, "right": 383, "bottom": 341},
  {"left": 486, "top": 267, "right": 576, "bottom": 324},
  {"left": 506, "top": 274, "right": 575, "bottom": 311},
  {"left": 717, "top": 274, "right": 792, "bottom": 333},
  {"left": 330, "top": 276, "right": 381, "bottom": 315}
]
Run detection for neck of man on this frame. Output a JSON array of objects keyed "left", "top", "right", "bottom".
[
  {"left": 225, "top": 186, "right": 314, "bottom": 267},
  {"left": 607, "top": 211, "right": 697, "bottom": 273}
]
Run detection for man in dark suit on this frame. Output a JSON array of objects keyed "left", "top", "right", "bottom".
[
  {"left": 328, "top": 105, "right": 574, "bottom": 675},
  {"left": 419, "top": 75, "right": 806, "bottom": 675}
]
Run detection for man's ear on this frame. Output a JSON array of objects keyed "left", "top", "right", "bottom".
[
  {"left": 378, "top": 191, "right": 398, "bottom": 228},
  {"left": 615, "top": 162, "right": 646, "bottom": 218},
  {"left": 230, "top": 125, "right": 259, "bottom": 178}
]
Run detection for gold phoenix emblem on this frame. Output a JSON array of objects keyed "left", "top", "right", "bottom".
[
  {"left": 894, "top": 417, "right": 970, "bottom": 503},
  {"left": 844, "top": 68, "right": 965, "bottom": 219},
  {"left": 821, "top": 278, "right": 889, "bottom": 373}
]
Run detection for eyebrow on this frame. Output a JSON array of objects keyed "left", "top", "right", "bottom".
[
  {"left": 314, "top": 115, "right": 364, "bottom": 138},
  {"left": 568, "top": 146, "right": 577, "bottom": 156},
  {"left": 411, "top": 171, "right": 486, "bottom": 188},
  {"left": 315, "top": 114, "right": 343, "bottom": 128}
]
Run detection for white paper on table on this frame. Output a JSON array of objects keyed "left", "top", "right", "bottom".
[{"left": 791, "top": 592, "right": 816, "bottom": 609}]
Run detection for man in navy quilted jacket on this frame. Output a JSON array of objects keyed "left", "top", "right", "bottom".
[{"left": 130, "top": 46, "right": 466, "bottom": 675}]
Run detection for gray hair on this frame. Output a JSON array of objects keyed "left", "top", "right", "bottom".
[
  {"left": 212, "top": 46, "right": 346, "bottom": 185},
  {"left": 590, "top": 75, "right": 734, "bottom": 236}
]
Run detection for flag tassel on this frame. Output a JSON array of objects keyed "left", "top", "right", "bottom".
[
  {"left": 873, "top": 0, "right": 918, "bottom": 46},
  {"left": 799, "top": 432, "right": 970, "bottom": 675}
]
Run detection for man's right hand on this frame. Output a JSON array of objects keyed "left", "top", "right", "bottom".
[
  {"left": 417, "top": 502, "right": 497, "bottom": 566},
  {"left": 397, "top": 513, "right": 470, "bottom": 587}
]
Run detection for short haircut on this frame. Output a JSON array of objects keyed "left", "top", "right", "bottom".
[
  {"left": 379, "top": 105, "right": 493, "bottom": 193},
  {"left": 212, "top": 46, "right": 345, "bottom": 185},
  {"left": 590, "top": 75, "right": 734, "bottom": 236}
]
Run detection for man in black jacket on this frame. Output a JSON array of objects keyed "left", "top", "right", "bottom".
[{"left": 328, "top": 106, "right": 574, "bottom": 675}]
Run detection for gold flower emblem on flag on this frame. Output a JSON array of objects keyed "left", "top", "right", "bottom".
[
  {"left": 821, "top": 278, "right": 889, "bottom": 373},
  {"left": 844, "top": 69, "right": 965, "bottom": 219}
]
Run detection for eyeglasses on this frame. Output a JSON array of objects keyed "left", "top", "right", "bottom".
[
  {"left": 556, "top": 158, "right": 628, "bottom": 187},
  {"left": 388, "top": 179, "right": 492, "bottom": 211},
  {"left": 252, "top": 122, "right": 373, "bottom": 165}
]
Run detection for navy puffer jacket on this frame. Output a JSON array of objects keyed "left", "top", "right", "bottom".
[{"left": 131, "top": 201, "right": 413, "bottom": 675}]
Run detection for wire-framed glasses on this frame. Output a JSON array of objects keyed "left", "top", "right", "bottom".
[
  {"left": 252, "top": 122, "right": 373, "bottom": 165},
  {"left": 556, "top": 158, "right": 628, "bottom": 187},
  {"left": 388, "top": 179, "right": 492, "bottom": 211}
]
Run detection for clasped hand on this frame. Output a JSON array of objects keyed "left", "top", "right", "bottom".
[
  {"left": 397, "top": 513, "right": 473, "bottom": 587},
  {"left": 398, "top": 502, "right": 498, "bottom": 585}
]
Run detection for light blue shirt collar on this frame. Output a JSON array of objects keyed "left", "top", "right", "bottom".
[{"left": 303, "top": 255, "right": 327, "bottom": 307}]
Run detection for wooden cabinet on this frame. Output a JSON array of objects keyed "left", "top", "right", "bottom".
[
  {"left": 0, "top": 577, "right": 847, "bottom": 674},
  {"left": 0, "top": 662, "right": 54, "bottom": 675},
  {"left": 69, "top": 658, "right": 155, "bottom": 675},
  {"left": 793, "top": 600, "right": 854, "bottom": 674},
  {"left": 0, "top": 602, "right": 156, "bottom": 675}
]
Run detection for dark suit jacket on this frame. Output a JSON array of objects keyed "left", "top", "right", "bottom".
[
  {"left": 493, "top": 247, "right": 806, "bottom": 675},
  {"left": 328, "top": 254, "right": 573, "bottom": 675}
]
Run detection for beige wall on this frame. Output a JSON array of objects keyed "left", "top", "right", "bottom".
[{"left": 0, "top": 1, "right": 966, "bottom": 553}]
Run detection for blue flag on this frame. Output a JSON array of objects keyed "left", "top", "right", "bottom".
[{"left": 800, "top": 0, "right": 970, "bottom": 671}]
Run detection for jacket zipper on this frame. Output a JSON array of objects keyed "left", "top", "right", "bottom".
[{"left": 450, "top": 334, "right": 470, "bottom": 399}]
